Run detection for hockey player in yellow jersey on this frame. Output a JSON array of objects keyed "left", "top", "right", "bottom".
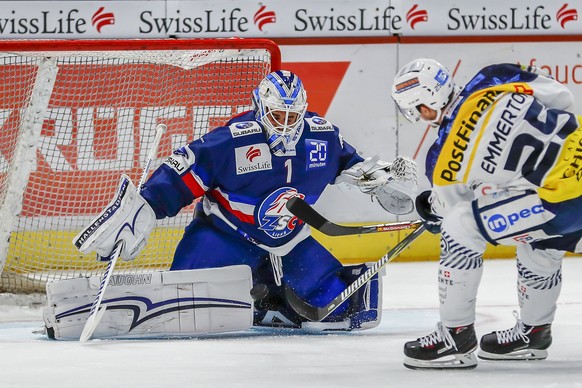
[{"left": 391, "top": 58, "right": 582, "bottom": 369}]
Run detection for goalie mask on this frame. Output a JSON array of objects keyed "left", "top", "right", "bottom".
[
  {"left": 391, "top": 58, "right": 454, "bottom": 125},
  {"left": 253, "top": 70, "right": 308, "bottom": 156}
]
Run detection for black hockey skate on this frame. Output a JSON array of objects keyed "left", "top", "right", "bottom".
[
  {"left": 478, "top": 312, "right": 552, "bottom": 361},
  {"left": 403, "top": 322, "right": 478, "bottom": 370}
]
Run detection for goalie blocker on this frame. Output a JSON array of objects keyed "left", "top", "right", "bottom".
[{"left": 44, "top": 263, "right": 383, "bottom": 339}]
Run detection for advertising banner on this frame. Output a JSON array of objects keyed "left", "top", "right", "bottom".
[
  {"left": 0, "top": 1, "right": 580, "bottom": 260},
  {"left": 0, "top": 1, "right": 579, "bottom": 39},
  {"left": 278, "top": 42, "right": 582, "bottom": 224}
]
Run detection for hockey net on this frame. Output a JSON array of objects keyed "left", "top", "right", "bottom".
[{"left": 0, "top": 38, "right": 280, "bottom": 293}]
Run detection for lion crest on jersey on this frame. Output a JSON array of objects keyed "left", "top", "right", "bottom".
[{"left": 257, "top": 187, "right": 304, "bottom": 239}]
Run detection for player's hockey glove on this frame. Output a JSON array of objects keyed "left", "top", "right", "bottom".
[
  {"left": 72, "top": 175, "right": 156, "bottom": 261},
  {"left": 336, "top": 155, "right": 418, "bottom": 215},
  {"left": 415, "top": 190, "right": 442, "bottom": 234}
]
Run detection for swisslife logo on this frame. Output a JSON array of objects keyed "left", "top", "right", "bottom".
[
  {"left": 406, "top": 5, "right": 428, "bottom": 30},
  {"left": 0, "top": 6, "right": 116, "bottom": 35},
  {"left": 139, "top": 5, "right": 278, "bottom": 34},
  {"left": 234, "top": 144, "right": 272, "bottom": 175},
  {"left": 447, "top": 3, "right": 579, "bottom": 31},
  {"left": 557, "top": 4, "right": 578, "bottom": 28},
  {"left": 254, "top": 5, "right": 276, "bottom": 31},
  {"left": 91, "top": 7, "right": 115, "bottom": 33}
]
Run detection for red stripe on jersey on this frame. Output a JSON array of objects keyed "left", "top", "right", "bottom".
[
  {"left": 209, "top": 190, "right": 256, "bottom": 224},
  {"left": 181, "top": 172, "right": 205, "bottom": 198}
]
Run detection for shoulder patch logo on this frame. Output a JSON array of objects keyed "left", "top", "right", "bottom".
[
  {"left": 235, "top": 143, "right": 272, "bottom": 175},
  {"left": 164, "top": 146, "right": 195, "bottom": 175},
  {"left": 305, "top": 139, "right": 328, "bottom": 169},
  {"left": 230, "top": 121, "right": 262, "bottom": 137},
  {"left": 307, "top": 116, "right": 334, "bottom": 132}
]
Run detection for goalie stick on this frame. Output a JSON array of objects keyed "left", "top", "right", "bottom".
[
  {"left": 80, "top": 123, "right": 167, "bottom": 343},
  {"left": 285, "top": 223, "right": 425, "bottom": 322},
  {"left": 286, "top": 196, "right": 422, "bottom": 236}
]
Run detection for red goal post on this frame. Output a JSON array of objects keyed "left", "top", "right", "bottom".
[{"left": 0, "top": 38, "right": 281, "bottom": 293}]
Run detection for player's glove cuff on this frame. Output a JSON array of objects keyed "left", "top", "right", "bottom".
[{"left": 415, "top": 190, "right": 442, "bottom": 234}]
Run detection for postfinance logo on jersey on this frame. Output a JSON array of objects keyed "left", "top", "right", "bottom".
[
  {"left": 435, "top": 89, "right": 501, "bottom": 185},
  {"left": 235, "top": 144, "right": 272, "bottom": 175}
]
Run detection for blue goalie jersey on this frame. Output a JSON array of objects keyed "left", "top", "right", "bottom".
[{"left": 141, "top": 110, "right": 363, "bottom": 251}]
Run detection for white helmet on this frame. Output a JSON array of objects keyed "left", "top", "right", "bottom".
[
  {"left": 391, "top": 58, "right": 454, "bottom": 124},
  {"left": 252, "top": 70, "right": 308, "bottom": 155}
]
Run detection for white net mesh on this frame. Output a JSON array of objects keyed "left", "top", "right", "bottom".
[{"left": 0, "top": 39, "right": 276, "bottom": 293}]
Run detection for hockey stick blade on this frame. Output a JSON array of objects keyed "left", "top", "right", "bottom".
[
  {"left": 79, "top": 241, "right": 122, "bottom": 342},
  {"left": 285, "top": 224, "right": 426, "bottom": 322},
  {"left": 286, "top": 196, "right": 422, "bottom": 236}
]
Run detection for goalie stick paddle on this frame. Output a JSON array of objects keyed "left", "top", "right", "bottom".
[
  {"left": 284, "top": 223, "right": 426, "bottom": 322},
  {"left": 80, "top": 123, "right": 167, "bottom": 343},
  {"left": 286, "top": 196, "right": 422, "bottom": 236}
]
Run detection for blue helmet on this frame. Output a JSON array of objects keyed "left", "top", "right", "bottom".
[{"left": 252, "top": 70, "right": 308, "bottom": 155}]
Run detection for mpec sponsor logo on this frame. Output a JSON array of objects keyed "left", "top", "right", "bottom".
[{"left": 485, "top": 204, "right": 545, "bottom": 233}]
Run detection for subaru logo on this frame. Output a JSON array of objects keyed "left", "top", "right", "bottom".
[{"left": 236, "top": 122, "right": 254, "bottom": 129}]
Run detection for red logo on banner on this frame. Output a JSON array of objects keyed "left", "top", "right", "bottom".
[
  {"left": 557, "top": 4, "right": 578, "bottom": 28},
  {"left": 254, "top": 6, "right": 276, "bottom": 31},
  {"left": 92, "top": 7, "right": 115, "bottom": 33},
  {"left": 406, "top": 5, "right": 428, "bottom": 30}
]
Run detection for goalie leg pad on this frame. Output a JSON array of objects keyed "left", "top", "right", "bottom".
[
  {"left": 44, "top": 265, "right": 253, "bottom": 340},
  {"left": 342, "top": 263, "right": 383, "bottom": 331}
]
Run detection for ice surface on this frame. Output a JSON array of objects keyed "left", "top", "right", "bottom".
[{"left": 1, "top": 258, "right": 581, "bottom": 388}]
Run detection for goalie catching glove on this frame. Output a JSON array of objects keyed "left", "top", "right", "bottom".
[
  {"left": 73, "top": 175, "right": 156, "bottom": 261},
  {"left": 336, "top": 155, "right": 418, "bottom": 215}
]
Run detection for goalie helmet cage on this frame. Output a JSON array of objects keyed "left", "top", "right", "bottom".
[{"left": 0, "top": 38, "right": 281, "bottom": 293}]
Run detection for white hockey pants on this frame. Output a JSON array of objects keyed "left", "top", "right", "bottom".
[{"left": 438, "top": 202, "right": 563, "bottom": 327}]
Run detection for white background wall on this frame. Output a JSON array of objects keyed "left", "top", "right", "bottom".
[
  {"left": 280, "top": 40, "right": 582, "bottom": 222},
  {"left": 2, "top": 0, "right": 581, "bottom": 224}
]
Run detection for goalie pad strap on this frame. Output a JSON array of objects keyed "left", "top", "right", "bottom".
[{"left": 44, "top": 265, "right": 253, "bottom": 340}]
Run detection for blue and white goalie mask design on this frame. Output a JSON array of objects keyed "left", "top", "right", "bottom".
[{"left": 253, "top": 70, "right": 308, "bottom": 156}]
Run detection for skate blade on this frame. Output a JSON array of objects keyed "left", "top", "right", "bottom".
[
  {"left": 478, "top": 348, "right": 548, "bottom": 361},
  {"left": 403, "top": 352, "right": 478, "bottom": 370}
]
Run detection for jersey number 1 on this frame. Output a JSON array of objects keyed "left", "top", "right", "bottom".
[{"left": 285, "top": 159, "right": 292, "bottom": 183}]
